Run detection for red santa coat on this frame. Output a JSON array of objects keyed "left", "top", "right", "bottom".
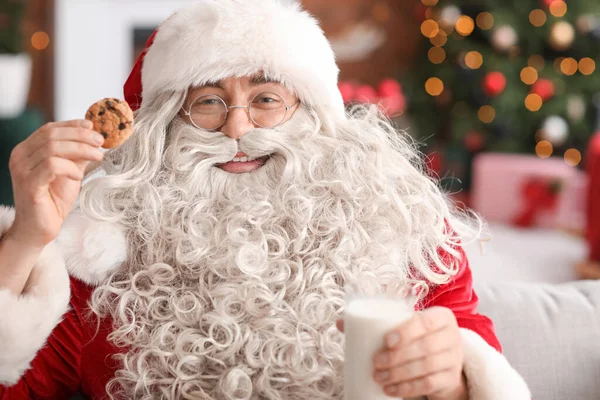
[{"left": 0, "top": 208, "right": 530, "bottom": 399}]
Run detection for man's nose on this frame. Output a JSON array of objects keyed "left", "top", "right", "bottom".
[{"left": 221, "top": 107, "right": 254, "bottom": 140}]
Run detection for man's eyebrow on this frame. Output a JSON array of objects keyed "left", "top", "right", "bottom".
[
  {"left": 201, "top": 80, "right": 225, "bottom": 89},
  {"left": 250, "top": 75, "right": 279, "bottom": 86}
]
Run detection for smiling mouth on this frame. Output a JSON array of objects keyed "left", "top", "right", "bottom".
[{"left": 217, "top": 152, "right": 271, "bottom": 173}]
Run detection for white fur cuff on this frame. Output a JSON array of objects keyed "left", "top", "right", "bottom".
[
  {"left": 0, "top": 207, "right": 71, "bottom": 385},
  {"left": 461, "top": 328, "right": 531, "bottom": 400}
]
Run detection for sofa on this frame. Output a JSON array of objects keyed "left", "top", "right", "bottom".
[{"left": 476, "top": 280, "right": 600, "bottom": 399}]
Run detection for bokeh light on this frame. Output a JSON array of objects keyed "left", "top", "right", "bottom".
[
  {"left": 425, "top": 77, "right": 444, "bottom": 96},
  {"left": 428, "top": 47, "right": 446, "bottom": 64},
  {"left": 465, "top": 51, "right": 483, "bottom": 69},
  {"left": 520, "top": 67, "right": 539, "bottom": 85},
  {"left": 529, "top": 9, "right": 547, "bottom": 27},
  {"left": 478, "top": 105, "right": 496, "bottom": 123},
  {"left": 476, "top": 12, "right": 494, "bottom": 30},
  {"left": 560, "top": 58, "right": 578, "bottom": 75},
  {"left": 549, "top": 1, "right": 567, "bottom": 18},
  {"left": 455, "top": 15, "right": 475, "bottom": 36},
  {"left": 31, "top": 31, "right": 50, "bottom": 51},
  {"left": 528, "top": 55, "right": 545, "bottom": 71},
  {"left": 579, "top": 58, "right": 596, "bottom": 75},
  {"left": 564, "top": 148, "right": 582, "bottom": 166},
  {"left": 525, "top": 93, "right": 543, "bottom": 111},
  {"left": 430, "top": 31, "right": 448, "bottom": 46},
  {"left": 536, "top": 140, "right": 553, "bottom": 158},
  {"left": 421, "top": 19, "right": 440, "bottom": 38}
]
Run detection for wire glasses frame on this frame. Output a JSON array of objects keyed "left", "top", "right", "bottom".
[{"left": 182, "top": 91, "right": 300, "bottom": 131}]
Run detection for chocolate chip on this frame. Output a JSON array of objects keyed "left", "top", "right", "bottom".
[
  {"left": 98, "top": 108, "right": 105, "bottom": 116},
  {"left": 118, "top": 123, "right": 126, "bottom": 130},
  {"left": 100, "top": 132, "right": 108, "bottom": 138}
]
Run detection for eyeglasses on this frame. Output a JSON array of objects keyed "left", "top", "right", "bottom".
[{"left": 182, "top": 91, "right": 300, "bottom": 131}]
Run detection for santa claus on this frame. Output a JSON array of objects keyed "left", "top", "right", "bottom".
[{"left": 0, "top": 1, "right": 530, "bottom": 399}]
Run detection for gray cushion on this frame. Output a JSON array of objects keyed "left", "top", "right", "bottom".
[{"left": 475, "top": 281, "right": 600, "bottom": 400}]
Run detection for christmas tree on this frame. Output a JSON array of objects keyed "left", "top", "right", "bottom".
[
  {"left": 401, "top": 0, "right": 600, "bottom": 192},
  {"left": 0, "top": 0, "right": 26, "bottom": 54}
]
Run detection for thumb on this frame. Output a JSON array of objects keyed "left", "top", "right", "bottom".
[{"left": 336, "top": 318, "right": 344, "bottom": 333}]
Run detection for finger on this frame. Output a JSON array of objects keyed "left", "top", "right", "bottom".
[
  {"left": 31, "top": 157, "right": 83, "bottom": 188},
  {"left": 26, "top": 141, "right": 104, "bottom": 172},
  {"left": 26, "top": 125, "right": 105, "bottom": 156},
  {"left": 383, "top": 369, "right": 459, "bottom": 398},
  {"left": 336, "top": 319, "right": 344, "bottom": 332},
  {"left": 46, "top": 119, "right": 94, "bottom": 130},
  {"left": 375, "top": 325, "right": 460, "bottom": 369},
  {"left": 384, "top": 307, "right": 455, "bottom": 349},
  {"left": 374, "top": 348, "right": 458, "bottom": 385}
]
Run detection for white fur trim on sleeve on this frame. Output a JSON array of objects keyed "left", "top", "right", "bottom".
[
  {"left": 0, "top": 207, "right": 70, "bottom": 386},
  {"left": 461, "top": 328, "right": 531, "bottom": 400},
  {"left": 56, "top": 208, "right": 127, "bottom": 286}
]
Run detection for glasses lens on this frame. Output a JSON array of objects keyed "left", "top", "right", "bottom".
[
  {"left": 249, "top": 92, "right": 287, "bottom": 128},
  {"left": 189, "top": 95, "right": 227, "bottom": 130}
]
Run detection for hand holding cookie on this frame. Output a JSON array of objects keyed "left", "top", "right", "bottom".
[{"left": 7, "top": 120, "right": 106, "bottom": 247}]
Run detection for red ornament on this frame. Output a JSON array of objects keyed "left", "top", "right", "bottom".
[
  {"left": 464, "top": 131, "right": 485, "bottom": 152},
  {"left": 531, "top": 79, "right": 555, "bottom": 101},
  {"left": 380, "top": 94, "right": 406, "bottom": 116},
  {"left": 354, "top": 85, "right": 379, "bottom": 104},
  {"left": 338, "top": 82, "right": 356, "bottom": 104},
  {"left": 483, "top": 72, "right": 507, "bottom": 97},
  {"left": 377, "top": 79, "right": 402, "bottom": 98}
]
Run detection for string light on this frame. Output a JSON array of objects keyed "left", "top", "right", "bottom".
[
  {"left": 549, "top": 1, "right": 567, "bottom": 18},
  {"left": 564, "top": 148, "right": 582, "bottom": 166},
  {"left": 520, "top": 67, "right": 538, "bottom": 85},
  {"left": 525, "top": 93, "right": 543, "bottom": 111},
  {"left": 425, "top": 77, "right": 444, "bottom": 96},
  {"left": 476, "top": 12, "right": 494, "bottom": 30},
  {"left": 478, "top": 105, "right": 496, "bottom": 123},
  {"left": 421, "top": 0, "right": 439, "bottom": 6},
  {"left": 560, "top": 58, "right": 578, "bottom": 75},
  {"left": 536, "top": 140, "right": 553, "bottom": 158},
  {"left": 430, "top": 31, "right": 448, "bottom": 46},
  {"left": 529, "top": 9, "right": 547, "bottom": 27},
  {"left": 528, "top": 55, "right": 545, "bottom": 71},
  {"left": 455, "top": 15, "right": 475, "bottom": 36},
  {"left": 428, "top": 47, "right": 446, "bottom": 64},
  {"left": 421, "top": 19, "right": 440, "bottom": 38},
  {"left": 579, "top": 58, "right": 596, "bottom": 75},
  {"left": 31, "top": 31, "right": 50, "bottom": 51},
  {"left": 465, "top": 51, "right": 483, "bottom": 69}
]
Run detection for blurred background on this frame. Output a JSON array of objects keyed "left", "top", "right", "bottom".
[{"left": 1, "top": 0, "right": 599, "bottom": 283}]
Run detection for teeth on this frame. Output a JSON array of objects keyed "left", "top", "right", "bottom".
[{"left": 230, "top": 156, "right": 256, "bottom": 163}]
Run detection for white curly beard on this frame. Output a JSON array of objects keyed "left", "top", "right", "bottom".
[{"left": 82, "top": 96, "right": 475, "bottom": 399}]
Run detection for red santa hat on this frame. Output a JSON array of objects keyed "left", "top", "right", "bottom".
[{"left": 123, "top": 0, "right": 345, "bottom": 116}]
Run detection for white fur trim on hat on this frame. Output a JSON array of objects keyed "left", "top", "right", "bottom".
[
  {"left": 56, "top": 208, "right": 128, "bottom": 286},
  {"left": 142, "top": 0, "right": 345, "bottom": 116},
  {"left": 0, "top": 207, "right": 70, "bottom": 385},
  {"left": 461, "top": 328, "right": 531, "bottom": 400}
]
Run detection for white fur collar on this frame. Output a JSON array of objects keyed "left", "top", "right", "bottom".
[{"left": 56, "top": 208, "right": 127, "bottom": 285}]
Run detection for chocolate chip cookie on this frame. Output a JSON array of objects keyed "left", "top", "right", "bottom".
[{"left": 85, "top": 98, "right": 134, "bottom": 149}]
